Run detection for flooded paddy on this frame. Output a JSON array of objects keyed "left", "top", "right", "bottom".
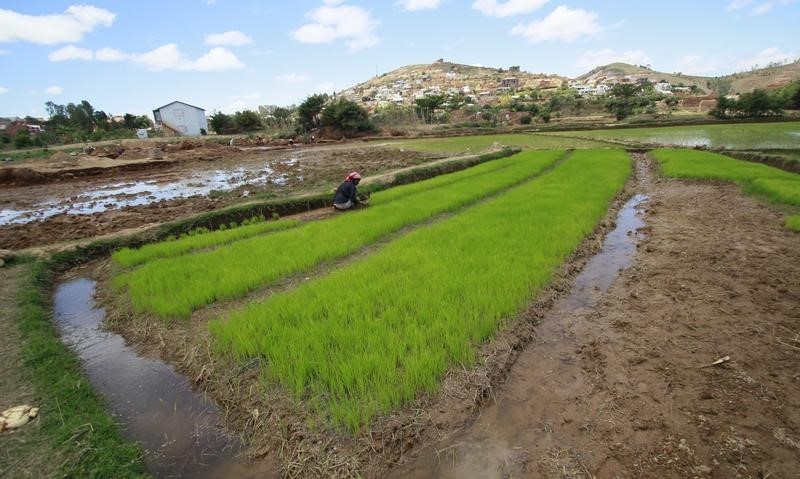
[{"left": 546, "top": 121, "right": 800, "bottom": 149}]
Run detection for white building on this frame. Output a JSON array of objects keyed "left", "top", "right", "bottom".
[{"left": 152, "top": 101, "right": 208, "bottom": 136}]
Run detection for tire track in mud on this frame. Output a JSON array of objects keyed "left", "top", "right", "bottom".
[{"left": 388, "top": 153, "right": 800, "bottom": 479}]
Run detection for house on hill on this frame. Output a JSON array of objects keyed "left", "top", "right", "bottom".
[{"left": 152, "top": 101, "right": 208, "bottom": 136}]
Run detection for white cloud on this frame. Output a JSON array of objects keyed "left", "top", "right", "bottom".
[
  {"left": 576, "top": 49, "right": 651, "bottom": 70},
  {"left": 193, "top": 47, "right": 245, "bottom": 71},
  {"left": 726, "top": 0, "right": 792, "bottom": 14},
  {"left": 472, "top": 0, "right": 549, "bottom": 17},
  {"left": 274, "top": 73, "right": 311, "bottom": 83},
  {"left": 511, "top": 6, "right": 602, "bottom": 43},
  {"left": 293, "top": 2, "right": 380, "bottom": 52},
  {"left": 46, "top": 43, "right": 245, "bottom": 71},
  {"left": 0, "top": 86, "right": 8, "bottom": 94},
  {"left": 204, "top": 30, "right": 253, "bottom": 46},
  {"left": 0, "top": 5, "right": 115, "bottom": 45},
  {"left": 132, "top": 44, "right": 185, "bottom": 70},
  {"left": 131, "top": 44, "right": 244, "bottom": 71},
  {"left": 725, "top": 0, "right": 753, "bottom": 10},
  {"left": 45, "top": 86, "right": 63, "bottom": 95},
  {"left": 736, "top": 47, "right": 797, "bottom": 69},
  {"left": 398, "top": 0, "right": 442, "bottom": 11},
  {"left": 95, "top": 47, "right": 128, "bottom": 61},
  {"left": 48, "top": 45, "right": 93, "bottom": 61}
]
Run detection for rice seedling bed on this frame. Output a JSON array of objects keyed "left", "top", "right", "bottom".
[
  {"left": 113, "top": 217, "right": 301, "bottom": 268},
  {"left": 209, "top": 149, "right": 632, "bottom": 432},
  {"left": 115, "top": 150, "right": 565, "bottom": 319},
  {"left": 652, "top": 149, "right": 800, "bottom": 207}
]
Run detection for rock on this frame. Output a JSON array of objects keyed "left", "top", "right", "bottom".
[
  {"left": 0, "top": 258, "right": 4, "bottom": 268},
  {"left": 0, "top": 249, "right": 13, "bottom": 261}
]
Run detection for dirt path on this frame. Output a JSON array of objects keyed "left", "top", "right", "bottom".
[{"left": 390, "top": 156, "right": 800, "bottom": 478}]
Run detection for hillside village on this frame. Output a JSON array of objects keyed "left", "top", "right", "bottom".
[{"left": 341, "top": 59, "right": 708, "bottom": 111}]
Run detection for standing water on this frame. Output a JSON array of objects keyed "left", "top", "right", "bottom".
[{"left": 54, "top": 279, "right": 275, "bottom": 478}]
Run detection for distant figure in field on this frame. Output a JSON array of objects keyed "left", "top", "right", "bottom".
[{"left": 333, "top": 172, "right": 364, "bottom": 211}]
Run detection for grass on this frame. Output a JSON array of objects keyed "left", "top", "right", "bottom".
[
  {"left": 0, "top": 148, "right": 81, "bottom": 162},
  {"left": 209, "top": 149, "right": 631, "bottom": 433},
  {"left": 786, "top": 215, "right": 800, "bottom": 232},
  {"left": 113, "top": 217, "right": 300, "bottom": 268},
  {"left": 9, "top": 260, "right": 149, "bottom": 478},
  {"left": 115, "top": 150, "right": 565, "bottom": 319},
  {"left": 390, "top": 133, "right": 617, "bottom": 153},
  {"left": 546, "top": 121, "right": 800, "bottom": 150}
]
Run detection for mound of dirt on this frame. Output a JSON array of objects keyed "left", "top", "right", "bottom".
[{"left": 0, "top": 167, "right": 45, "bottom": 186}]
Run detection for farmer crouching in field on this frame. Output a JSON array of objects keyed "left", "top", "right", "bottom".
[{"left": 333, "top": 171, "right": 366, "bottom": 210}]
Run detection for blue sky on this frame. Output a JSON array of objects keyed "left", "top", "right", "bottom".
[{"left": 0, "top": 0, "right": 797, "bottom": 118}]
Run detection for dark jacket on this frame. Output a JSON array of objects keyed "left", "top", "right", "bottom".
[{"left": 333, "top": 181, "right": 359, "bottom": 205}]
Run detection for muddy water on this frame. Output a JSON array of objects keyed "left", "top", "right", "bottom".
[
  {"left": 1, "top": 159, "right": 299, "bottom": 226},
  {"left": 390, "top": 193, "right": 649, "bottom": 479},
  {"left": 54, "top": 278, "right": 275, "bottom": 478}
]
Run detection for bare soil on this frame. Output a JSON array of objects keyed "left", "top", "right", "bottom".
[{"left": 0, "top": 144, "right": 438, "bottom": 250}]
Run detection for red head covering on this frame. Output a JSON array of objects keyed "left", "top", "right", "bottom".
[{"left": 345, "top": 171, "right": 362, "bottom": 182}]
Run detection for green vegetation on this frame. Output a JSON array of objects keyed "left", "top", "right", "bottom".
[
  {"left": 115, "top": 150, "right": 565, "bottom": 319},
  {"left": 392, "top": 133, "right": 617, "bottom": 153},
  {"left": 747, "top": 178, "right": 800, "bottom": 206},
  {"left": 370, "top": 150, "right": 527, "bottom": 205},
  {"left": 546, "top": 121, "right": 800, "bottom": 150},
  {"left": 711, "top": 81, "right": 800, "bottom": 119},
  {"left": 113, "top": 217, "right": 300, "bottom": 268},
  {"left": 9, "top": 261, "right": 148, "bottom": 478},
  {"left": 786, "top": 215, "right": 800, "bottom": 232},
  {"left": 210, "top": 149, "right": 631, "bottom": 432}
]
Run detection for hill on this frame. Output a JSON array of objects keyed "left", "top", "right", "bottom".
[
  {"left": 339, "top": 59, "right": 568, "bottom": 108},
  {"left": 578, "top": 61, "right": 800, "bottom": 94}
]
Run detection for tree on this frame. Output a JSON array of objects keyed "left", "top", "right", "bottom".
[
  {"left": 233, "top": 110, "right": 263, "bottom": 132},
  {"left": 321, "top": 99, "right": 374, "bottom": 133},
  {"left": 414, "top": 95, "right": 445, "bottom": 123},
  {"left": 297, "top": 94, "right": 328, "bottom": 131},
  {"left": 209, "top": 111, "right": 235, "bottom": 134}
]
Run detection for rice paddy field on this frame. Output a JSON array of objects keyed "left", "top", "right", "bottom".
[
  {"left": 651, "top": 148, "right": 800, "bottom": 230},
  {"left": 388, "top": 132, "right": 618, "bottom": 153},
  {"left": 23, "top": 130, "right": 800, "bottom": 478},
  {"left": 545, "top": 121, "right": 800, "bottom": 150}
]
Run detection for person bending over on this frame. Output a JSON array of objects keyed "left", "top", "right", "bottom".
[{"left": 333, "top": 171, "right": 364, "bottom": 210}]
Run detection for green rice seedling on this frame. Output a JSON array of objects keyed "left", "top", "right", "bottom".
[
  {"left": 369, "top": 151, "right": 528, "bottom": 205},
  {"left": 116, "top": 150, "right": 565, "bottom": 319},
  {"left": 652, "top": 149, "right": 800, "bottom": 184},
  {"left": 209, "top": 149, "right": 631, "bottom": 433},
  {"left": 112, "top": 218, "right": 301, "bottom": 268},
  {"left": 392, "top": 133, "right": 616, "bottom": 153},
  {"left": 746, "top": 178, "right": 800, "bottom": 206}
]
